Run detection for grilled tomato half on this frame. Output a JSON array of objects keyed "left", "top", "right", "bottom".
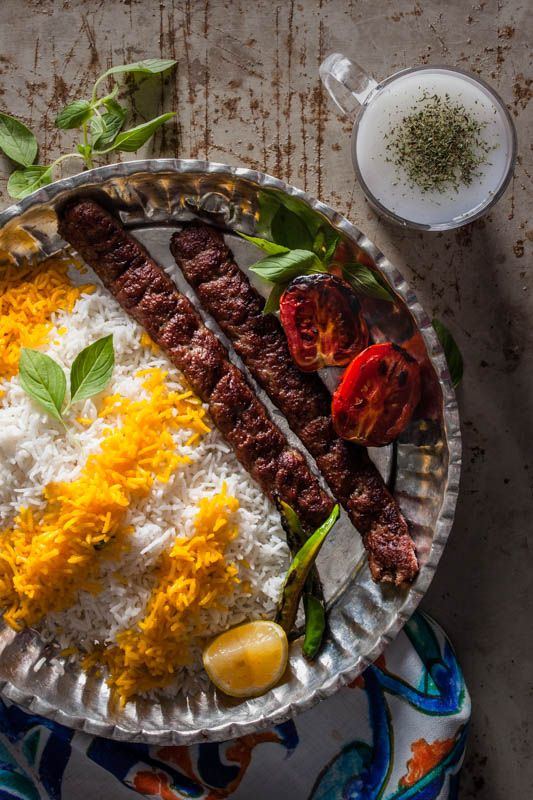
[
  {"left": 332, "top": 342, "right": 421, "bottom": 446},
  {"left": 279, "top": 274, "right": 368, "bottom": 371}
]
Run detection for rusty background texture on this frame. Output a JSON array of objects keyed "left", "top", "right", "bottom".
[{"left": 0, "top": 1, "right": 531, "bottom": 797}]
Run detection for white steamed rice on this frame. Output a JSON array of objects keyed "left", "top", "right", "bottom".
[{"left": 0, "top": 268, "right": 289, "bottom": 695}]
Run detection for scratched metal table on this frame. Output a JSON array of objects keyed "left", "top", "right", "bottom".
[{"left": 0, "top": 1, "right": 531, "bottom": 798}]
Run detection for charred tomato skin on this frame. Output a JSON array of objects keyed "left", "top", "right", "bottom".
[
  {"left": 332, "top": 342, "right": 421, "bottom": 446},
  {"left": 279, "top": 273, "right": 369, "bottom": 372}
]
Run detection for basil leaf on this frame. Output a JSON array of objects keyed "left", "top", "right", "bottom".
[
  {"left": 432, "top": 319, "right": 463, "bottom": 389},
  {"left": 260, "top": 191, "right": 329, "bottom": 239},
  {"left": 250, "top": 249, "right": 323, "bottom": 284},
  {"left": 263, "top": 283, "right": 286, "bottom": 315},
  {"left": 0, "top": 112, "right": 38, "bottom": 166},
  {"left": 256, "top": 191, "right": 282, "bottom": 234},
  {"left": 104, "top": 112, "right": 175, "bottom": 152},
  {"left": 70, "top": 335, "right": 114, "bottom": 404},
  {"left": 7, "top": 166, "right": 53, "bottom": 199},
  {"left": 237, "top": 232, "right": 289, "bottom": 255},
  {"left": 323, "top": 233, "right": 340, "bottom": 263},
  {"left": 91, "top": 102, "right": 127, "bottom": 149},
  {"left": 313, "top": 228, "right": 326, "bottom": 254},
  {"left": 103, "top": 96, "right": 123, "bottom": 113},
  {"left": 55, "top": 100, "right": 93, "bottom": 129},
  {"left": 257, "top": 191, "right": 339, "bottom": 264},
  {"left": 19, "top": 348, "right": 66, "bottom": 422},
  {"left": 271, "top": 204, "right": 314, "bottom": 250},
  {"left": 342, "top": 263, "right": 394, "bottom": 302},
  {"left": 99, "top": 59, "right": 177, "bottom": 81}
]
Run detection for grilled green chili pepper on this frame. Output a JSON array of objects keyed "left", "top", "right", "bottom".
[
  {"left": 302, "top": 593, "right": 326, "bottom": 660},
  {"left": 276, "top": 497, "right": 326, "bottom": 660},
  {"left": 276, "top": 497, "right": 306, "bottom": 550},
  {"left": 276, "top": 504, "right": 340, "bottom": 638}
]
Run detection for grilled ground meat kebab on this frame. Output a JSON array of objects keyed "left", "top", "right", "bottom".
[
  {"left": 57, "top": 199, "right": 333, "bottom": 530},
  {"left": 170, "top": 223, "right": 419, "bottom": 585}
]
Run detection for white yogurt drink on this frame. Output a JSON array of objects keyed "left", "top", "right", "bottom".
[{"left": 353, "top": 67, "right": 516, "bottom": 229}]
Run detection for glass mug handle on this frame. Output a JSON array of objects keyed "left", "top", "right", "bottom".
[{"left": 319, "top": 53, "right": 378, "bottom": 117}]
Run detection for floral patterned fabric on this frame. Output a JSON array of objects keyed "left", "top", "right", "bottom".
[{"left": 0, "top": 612, "right": 470, "bottom": 799}]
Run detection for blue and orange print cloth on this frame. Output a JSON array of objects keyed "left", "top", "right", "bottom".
[{"left": 0, "top": 612, "right": 470, "bottom": 799}]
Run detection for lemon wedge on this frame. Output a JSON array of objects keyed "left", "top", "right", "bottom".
[{"left": 203, "top": 620, "right": 289, "bottom": 698}]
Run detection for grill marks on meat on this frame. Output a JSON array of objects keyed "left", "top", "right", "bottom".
[
  {"left": 170, "top": 223, "right": 419, "bottom": 585},
  {"left": 57, "top": 199, "right": 333, "bottom": 530}
]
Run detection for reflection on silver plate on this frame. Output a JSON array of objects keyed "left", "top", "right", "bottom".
[{"left": 0, "top": 159, "right": 461, "bottom": 744}]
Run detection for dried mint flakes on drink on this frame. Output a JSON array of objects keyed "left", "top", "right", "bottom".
[{"left": 385, "top": 91, "right": 496, "bottom": 193}]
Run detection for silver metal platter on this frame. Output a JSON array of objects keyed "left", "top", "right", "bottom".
[{"left": 0, "top": 159, "right": 461, "bottom": 744}]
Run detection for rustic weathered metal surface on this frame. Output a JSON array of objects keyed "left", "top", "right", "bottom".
[
  {"left": 0, "top": 0, "right": 531, "bottom": 790},
  {"left": 0, "top": 158, "right": 460, "bottom": 743}
]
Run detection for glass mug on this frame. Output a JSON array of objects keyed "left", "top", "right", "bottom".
[{"left": 319, "top": 54, "right": 517, "bottom": 231}]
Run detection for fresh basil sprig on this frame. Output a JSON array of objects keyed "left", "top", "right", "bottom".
[
  {"left": 256, "top": 191, "right": 337, "bottom": 253},
  {"left": 238, "top": 191, "right": 395, "bottom": 313},
  {"left": 432, "top": 319, "right": 463, "bottom": 388},
  {"left": 90, "top": 100, "right": 128, "bottom": 150},
  {"left": 19, "top": 335, "right": 115, "bottom": 426},
  {"left": 0, "top": 58, "right": 176, "bottom": 199}
]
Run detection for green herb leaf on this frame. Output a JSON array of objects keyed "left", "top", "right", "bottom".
[
  {"left": 237, "top": 232, "right": 289, "bottom": 255},
  {"left": 70, "top": 335, "right": 115, "bottom": 405},
  {"left": 19, "top": 348, "right": 66, "bottom": 423},
  {"left": 250, "top": 249, "right": 323, "bottom": 284},
  {"left": 323, "top": 233, "right": 340, "bottom": 263},
  {"left": 271, "top": 204, "right": 314, "bottom": 250},
  {"left": 0, "top": 112, "right": 38, "bottom": 166},
  {"left": 432, "top": 319, "right": 463, "bottom": 388},
  {"left": 258, "top": 191, "right": 330, "bottom": 240},
  {"left": 263, "top": 283, "right": 286, "bottom": 315},
  {"left": 7, "top": 165, "right": 53, "bottom": 199},
  {"left": 99, "top": 58, "right": 177, "bottom": 81},
  {"left": 256, "top": 191, "right": 283, "bottom": 234},
  {"left": 342, "top": 263, "right": 394, "bottom": 302},
  {"left": 102, "top": 112, "right": 175, "bottom": 153},
  {"left": 55, "top": 100, "right": 93, "bottom": 130},
  {"left": 91, "top": 101, "right": 127, "bottom": 149},
  {"left": 312, "top": 228, "right": 326, "bottom": 255}
]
